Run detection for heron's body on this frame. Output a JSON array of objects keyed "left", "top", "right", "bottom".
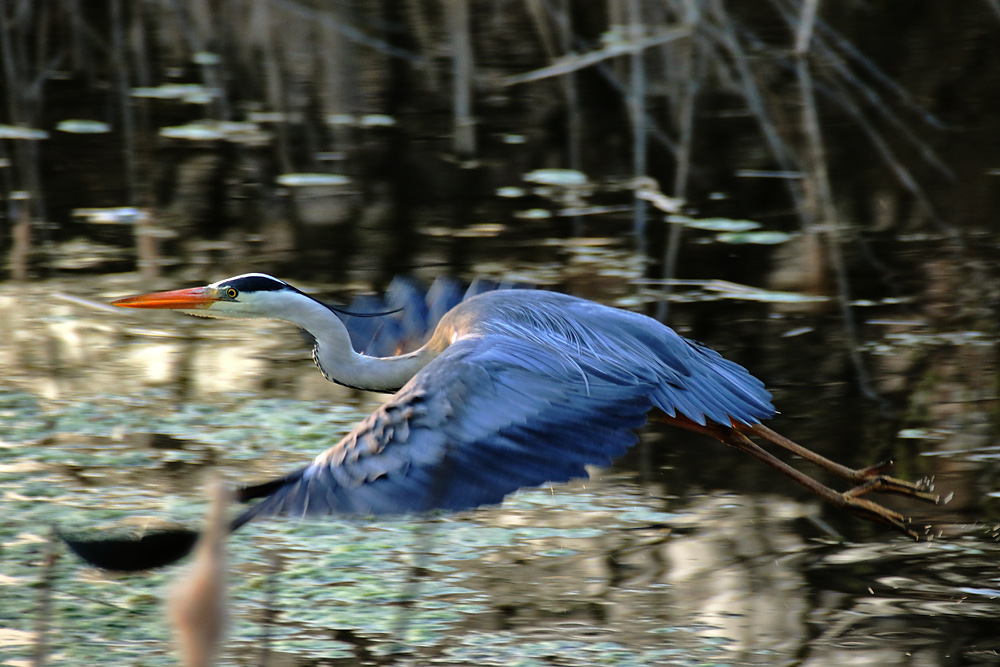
[
  {"left": 324, "top": 288, "right": 773, "bottom": 416},
  {"left": 89, "top": 272, "right": 941, "bottom": 568},
  {"left": 251, "top": 288, "right": 773, "bottom": 518}
]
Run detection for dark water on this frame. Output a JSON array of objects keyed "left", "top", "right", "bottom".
[{"left": 2, "top": 2, "right": 1000, "bottom": 666}]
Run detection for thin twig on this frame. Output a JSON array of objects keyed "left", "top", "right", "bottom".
[
  {"left": 403, "top": 0, "right": 441, "bottom": 89},
  {"left": 817, "top": 38, "right": 954, "bottom": 179},
  {"left": 444, "top": 0, "right": 475, "bottom": 156},
  {"left": 538, "top": 4, "right": 680, "bottom": 156},
  {"left": 32, "top": 529, "right": 59, "bottom": 667},
  {"left": 704, "top": 1, "right": 806, "bottom": 223},
  {"left": 769, "top": 0, "right": 954, "bottom": 180},
  {"left": 658, "top": 1, "right": 703, "bottom": 321},
  {"left": 259, "top": 553, "right": 282, "bottom": 667},
  {"left": 554, "top": 0, "right": 584, "bottom": 235},
  {"left": 629, "top": 0, "right": 648, "bottom": 255},
  {"left": 988, "top": 0, "right": 1000, "bottom": 21},
  {"left": 793, "top": 0, "right": 879, "bottom": 401},
  {"left": 270, "top": 0, "right": 425, "bottom": 63},
  {"left": 811, "top": 9, "right": 947, "bottom": 129},
  {"left": 500, "top": 27, "right": 690, "bottom": 86},
  {"left": 825, "top": 76, "right": 953, "bottom": 235}
]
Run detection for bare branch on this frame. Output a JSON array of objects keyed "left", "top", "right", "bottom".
[{"left": 500, "top": 26, "right": 690, "bottom": 86}]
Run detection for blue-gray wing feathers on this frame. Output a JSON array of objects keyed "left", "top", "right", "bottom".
[{"left": 236, "top": 294, "right": 774, "bottom": 524}]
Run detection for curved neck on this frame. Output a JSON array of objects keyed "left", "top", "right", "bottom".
[{"left": 267, "top": 293, "right": 435, "bottom": 392}]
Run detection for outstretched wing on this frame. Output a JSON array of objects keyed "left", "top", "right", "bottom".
[
  {"left": 234, "top": 335, "right": 653, "bottom": 524},
  {"left": 234, "top": 321, "right": 773, "bottom": 526}
]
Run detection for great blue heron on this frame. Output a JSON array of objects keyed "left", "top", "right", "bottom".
[{"left": 65, "top": 273, "right": 942, "bottom": 570}]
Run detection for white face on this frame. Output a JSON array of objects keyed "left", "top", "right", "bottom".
[
  {"left": 114, "top": 272, "right": 308, "bottom": 320},
  {"left": 196, "top": 274, "right": 304, "bottom": 320}
]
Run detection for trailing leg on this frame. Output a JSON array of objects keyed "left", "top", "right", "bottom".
[
  {"left": 736, "top": 423, "right": 941, "bottom": 504},
  {"left": 655, "top": 413, "right": 939, "bottom": 539}
]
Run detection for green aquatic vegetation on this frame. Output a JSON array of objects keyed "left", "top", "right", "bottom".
[
  {"left": 0, "top": 393, "right": 360, "bottom": 482},
  {"left": 0, "top": 390, "right": 49, "bottom": 441},
  {"left": 276, "top": 173, "right": 351, "bottom": 187},
  {"left": 667, "top": 216, "right": 761, "bottom": 232},
  {"left": 268, "top": 637, "right": 355, "bottom": 659},
  {"left": 131, "top": 83, "right": 216, "bottom": 102},
  {"left": 523, "top": 169, "right": 588, "bottom": 186},
  {"left": 16, "top": 383, "right": 975, "bottom": 665},
  {"left": 0, "top": 124, "right": 48, "bottom": 139},
  {"left": 56, "top": 120, "right": 111, "bottom": 134},
  {"left": 441, "top": 633, "right": 726, "bottom": 667},
  {"left": 715, "top": 230, "right": 792, "bottom": 244}
]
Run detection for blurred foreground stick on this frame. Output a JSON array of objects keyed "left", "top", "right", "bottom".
[{"left": 168, "top": 479, "right": 230, "bottom": 667}]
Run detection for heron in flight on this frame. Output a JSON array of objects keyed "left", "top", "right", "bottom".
[{"left": 66, "top": 273, "right": 941, "bottom": 570}]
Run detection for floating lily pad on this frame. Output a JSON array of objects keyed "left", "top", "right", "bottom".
[
  {"left": 56, "top": 119, "right": 111, "bottom": 134},
  {"left": 73, "top": 207, "right": 150, "bottom": 224},
  {"left": 523, "top": 169, "right": 588, "bottom": 186},
  {"left": 247, "top": 111, "right": 298, "bottom": 123},
  {"left": 884, "top": 330, "right": 991, "bottom": 347},
  {"left": 728, "top": 290, "right": 826, "bottom": 303},
  {"left": 360, "top": 114, "right": 395, "bottom": 127},
  {"left": 192, "top": 51, "right": 220, "bottom": 66},
  {"left": 515, "top": 208, "right": 553, "bottom": 220},
  {"left": 0, "top": 124, "right": 47, "bottom": 140},
  {"left": 324, "top": 114, "right": 396, "bottom": 128},
  {"left": 276, "top": 173, "right": 351, "bottom": 187},
  {"left": 716, "top": 230, "right": 792, "bottom": 244},
  {"left": 703, "top": 284, "right": 829, "bottom": 303},
  {"left": 158, "top": 123, "right": 214, "bottom": 140},
  {"left": 496, "top": 186, "right": 526, "bottom": 198},
  {"left": 452, "top": 223, "right": 505, "bottom": 237},
  {"left": 159, "top": 121, "right": 266, "bottom": 143},
  {"left": 326, "top": 113, "right": 355, "bottom": 126},
  {"left": 131, "top": 84, "right": 217, "bottom": 103},
  {"left": 668, "top": 215, "right": 761, "bottom": 232}
]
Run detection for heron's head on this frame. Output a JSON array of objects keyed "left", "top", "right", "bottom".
[{"left": 112, "top": 273, "right": 312, "bottom": 320}]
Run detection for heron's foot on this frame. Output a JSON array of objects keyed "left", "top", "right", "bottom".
[
  {"left": 689, "top": 422, "right": 948, "bottom": 539},
  {"left": 837, "top": 466, "right": 948, "bottom": 541},
  {"left": 744, "top": 425, "right": 944, "bottom": 504},
  {"left": 844, "top": 459, "right": 942, "bottom": 505}
]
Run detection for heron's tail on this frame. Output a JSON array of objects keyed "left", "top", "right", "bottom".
[
  {"left": 229, "top": 468, "right": 308, "bottom": 532},
  {"left": 61, "top": 469, "right": 307, "bottom": 572},
  {"left": 60, "top": 526, "right": 201, "bottom": 572}
]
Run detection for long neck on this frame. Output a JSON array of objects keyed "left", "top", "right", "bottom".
[
  {"left": 314, "top": 328, "right": 436, "bottom": 393},
  {"left": 266, "top": 293, "right": 436, "bottom": 392}
]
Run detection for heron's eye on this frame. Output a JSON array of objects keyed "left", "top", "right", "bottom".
[{"left": 225, "top": 287, "right": 238, "bottom": 299}]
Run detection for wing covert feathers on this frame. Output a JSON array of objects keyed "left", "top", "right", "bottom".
[{"left": 239, "top": 290, "right": 774, "bottom": 522}]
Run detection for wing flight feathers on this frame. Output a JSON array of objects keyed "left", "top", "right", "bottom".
[{"left": 237, "top": 295, "right": 774, "bottom": 523}]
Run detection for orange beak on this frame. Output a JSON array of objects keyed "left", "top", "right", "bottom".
[{"left": 112, "top": 286, "right": 219, "bottom": 309}]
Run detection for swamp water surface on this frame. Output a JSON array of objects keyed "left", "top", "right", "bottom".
[{"left": 1, "top": 270, "right": 999, "bottom": 667}]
